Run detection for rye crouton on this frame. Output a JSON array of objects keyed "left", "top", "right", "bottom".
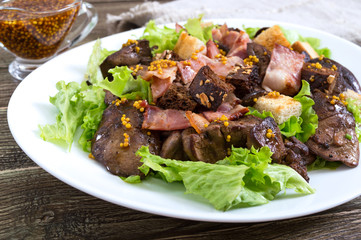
[
  {"left": 189, "top": 66, "right": 235, "bottom": 111},
  {"left": 254, "top": 25, "right": 290, "bottom": 52},
  {"left": 254, "top": 94, "right": 302, "bottom": 124},
  {"left": 157, "top": 84, "right": 198, "bottom": 111}
]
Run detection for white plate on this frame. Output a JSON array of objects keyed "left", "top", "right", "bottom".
[{"left": 8, "top": 19, "right": 361, "bottom": 223}]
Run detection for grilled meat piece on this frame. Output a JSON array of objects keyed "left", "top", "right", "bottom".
[
  {"left": 284, "top": 136, "right": 316, "bottom": 182},
  {"left": 307, "top": 57, "right": 361, "bottom": 94},
  {"left": 100, "top": 40, "right": 152, "bottom": 80},
  {"left": 104, "top": 90, "right": 118, "bottom": 105},
  {"left": 91, "top": 102, "right": 161, "bottom": 177},
  {"left": 182, "top": 125, "right": 227, "bottom": 163},
  {"left": 189, "top": 65, "right": 235, "bottom": 111},
  {"left": 247, "top": 117, "right": 287, "bottom": 163},
  {"left": 160, "top": 131, "right": 186, "bottom": 160},
  {"left": 246, "top": 42, "right": 271, "bottom": 80},
  {"left": 240, "top": 90, "right": 267, "bottom": 107},
  {"left": 301, "top": 62, "right": 339, "bottom": 93},
  {"left": 306, "top": 90, "right": 359, "bottom": 167},
  {"left": 220, "top": 115, "right": 263, "bottom": 148}
]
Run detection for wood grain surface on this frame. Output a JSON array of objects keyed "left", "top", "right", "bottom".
[{"left": 1, "top": 1, "right": 361, "bottom": 239}]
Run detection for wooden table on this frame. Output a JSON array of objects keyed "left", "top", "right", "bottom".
[{"left": 1, "top": 1, "right": 361, "bottom": 239}]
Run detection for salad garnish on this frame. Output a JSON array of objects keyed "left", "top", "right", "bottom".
[
  {"left": 39, "top": 16, "right": 361, "bottom": 211},
  {"left": 136, "top": 145, "right": 314, "bottom": 211}
]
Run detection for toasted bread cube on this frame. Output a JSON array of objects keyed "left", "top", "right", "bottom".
[
  {"left": 254, "top": 94, "right": 302, "bottom": 124},
  {"left": 174, "top": 31, "right": 206, "bottom": 59},
  {"left": 292, "top": 41, "right": 319, "bottom": 59},
  {"left": 157, "top": 84, "right": 197, "bottom": 111},
  {"left": 254, "top": 25, "right": 290, "bottom": 52},
  {"left": 189, "top": 66, "right": 234, "bottom": 111}
]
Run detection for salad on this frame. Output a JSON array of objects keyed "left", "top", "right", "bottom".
[{"left": 39, "top": 16, "right": 361, "bottom": 211}]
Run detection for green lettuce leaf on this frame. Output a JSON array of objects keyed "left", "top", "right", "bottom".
[
  {"left": 279, "top": 116, "right": 303, "bottom": 138},
  {"left": 78, "top": 82, "right": 106, "bottom": 152},
  {"left": 242, "top": 25, "right": 260, "bottom": 39},
  {"left": 84, "top": 39, "right": 116, "bottom": 84},
  {"left": 120, "top": 175, "right": 142, "bottom": 183},
  {"left": 40, "top": 81, "right": 84, "bottom": 149},
  {"left": 264, "top": 164, "right": 315, "bottom": 194},
  {"left": 346, "top": 98, "right": 361, "bottom": 142},
  {"left": 307, "top": 156, "right": 342, "bottom": 171},
  {"left": 246, "top": 107, "right": 274, "bottom": 119},
  {"left": 136, "top": 146, "right": 314, "bottom": 211},
  {"left": 40, "top": 80, "right": 105, "bottom": 150},
  {"left": 98, "top": 66, "right": 152, "bottom": 103},
  {"left": 217, "top": 146, "right": 272, "bottom": 186},
  {"left": 141, "top": 20, "right": 180, "bottom": 54},
  {"left": 293, "top": 80, "right": 318, "bottom": 142},
  {"left": 184, "top": 15, "right": 214, "bottom": 43},
  {"left": 219, "top": 146, "right": 314, "bottom": 204}
]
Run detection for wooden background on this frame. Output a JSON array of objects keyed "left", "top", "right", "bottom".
[{"left": 1, "top": 0, "right": 361, "bottom": 239}]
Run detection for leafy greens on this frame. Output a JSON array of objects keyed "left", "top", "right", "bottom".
[
  {"left": 346, "top": 98, "right": 361, "bottom": 142},
  {"left": 292, "top": 80, "right": 319, "bottom": 142},
  {"left": 183, "top": 15, "right": 214, "bottom": 44},
  {"left": 99, "top": 66, "right": 152, "bottom": 103},
  {"left": 307, "top": 157, "right": 342, "bottom": 171},
  {"left": 141, "top": 20, "right": 180, "bottom": 55},
  {"left": 85, "top": 39, "right": 116, "bottom": 84},
  {"left": 136, "top": 146, "right": 314, "bottom": 211},
  {"left": 39, "top": 81, "right": 106, "bottom": 151}
]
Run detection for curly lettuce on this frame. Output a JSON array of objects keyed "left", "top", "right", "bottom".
[
  {"left": 98, "top": 66, "right": 152, "bottom": 103},
  {"left": 85, "top": 39, "right": 116, "bottom": 84},
  {"left": 346, "top": 98, "right": 361, "bottom": 142},
  {"left": 292, "top": 80, "right": 318, "bottom": 142},
  {"left": 39, "top": 81, "right": 106, "bottom": 151},
  {"left": 136, "top": 146, "right": 314, "bottom": 211},
  {"left": 243, "top": 25, "right": 260, "bottom": 39},
  {"left": 141, "top": 20, "right": 180, "bottom": 54},
  {"left": 307, "top": 156, "right": 342, "bottom": 171},
  {"left": 184, "top": 15, "right": 214, "bottom": 43}
]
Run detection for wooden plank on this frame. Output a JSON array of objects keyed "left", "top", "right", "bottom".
[
  {"left": 0, "top": 109, "right": 37, "bottom": 170},
  {"left": 0, "top": 68, "right": 19, "bottom": 108},
  {"left": 0, "top": 167, "right": 360, "bottom": 239}
]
